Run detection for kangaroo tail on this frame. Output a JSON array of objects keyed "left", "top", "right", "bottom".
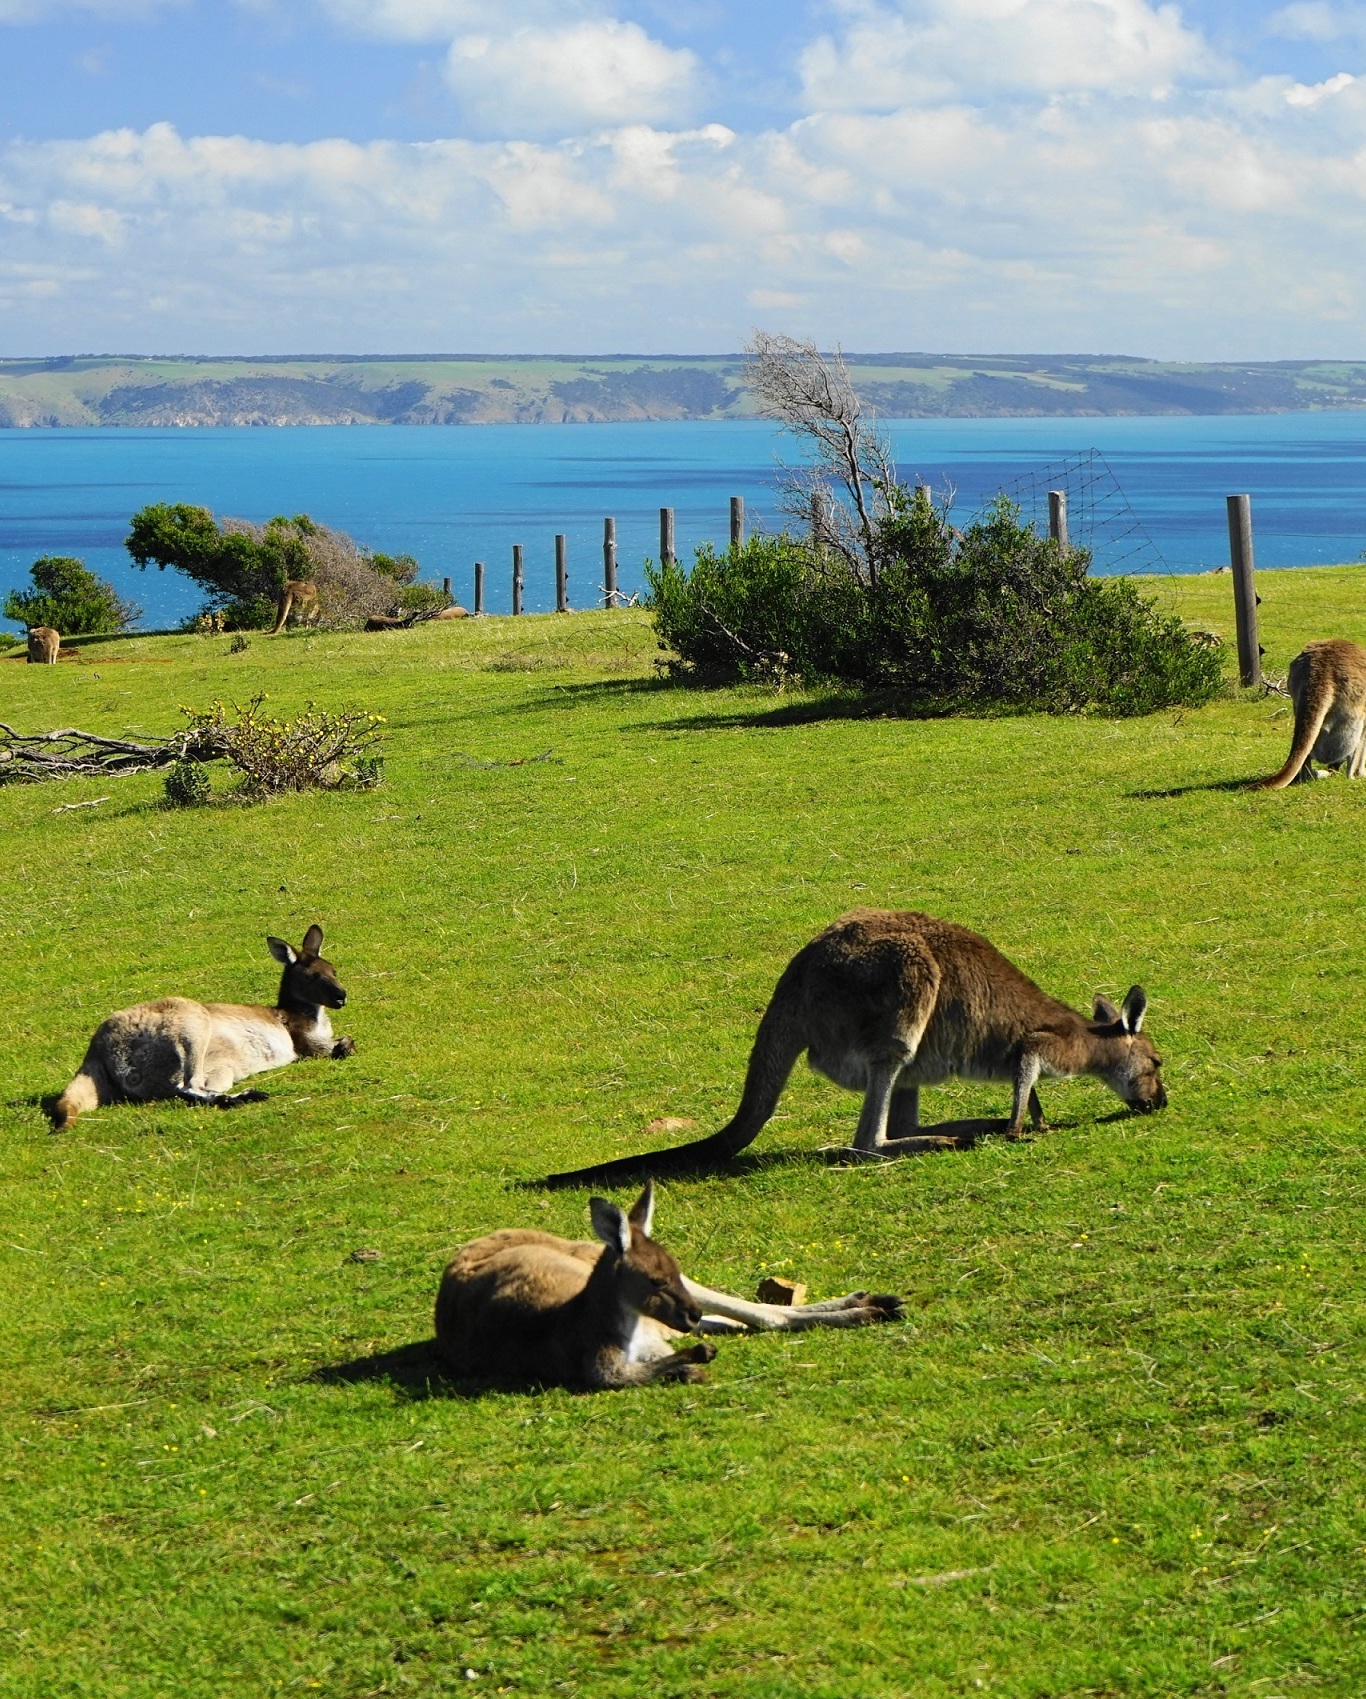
[
  {"left": 51, "top": 1067, "right": 103, "bottom": 1132},
  {"left": 1262, "top": 682, "right": 1332, "bottom": 789},
  {"left": 268, "top": 598, "right": 290, "bottom": 635},
  {"left": 539, "top": 995, "right": 807, "bottom": 1190}
]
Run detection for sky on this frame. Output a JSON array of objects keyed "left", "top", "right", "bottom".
[{"left": 3, "top": 0, "right": 1366, "bottom": 358}]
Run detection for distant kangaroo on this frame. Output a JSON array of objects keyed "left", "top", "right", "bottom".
[
  {"left": 50, "top": 925, "right": 354, "bottom": 1132},
  {"left": 269, "top": 580, "right": 321, "bottom": 635},
  {"left": 1260, "top": 639, "right": 1366, "bottom": 788},
  {"left": 435, "top": 1182, "right": 903, "bottom": 1391},
  {"left": 546, "top": 909, "right": 1167, "bottom": 1185},
  {"left": 27, "top": 626, "right": 59, "bottom": 664}
]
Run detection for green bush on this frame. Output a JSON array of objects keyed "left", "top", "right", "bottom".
[
  {"left": 4, "top": 556, "right": 140, "bottom": 635},
  {"left": 163, "top": 760, "right": 212, "bottom": 808},
  {"left": 180, "top": 695, "right": 385, "bottom": 796},
  {"left": 126, "top": 507, "right": 318, "bottom": 630},
  {"left": 645, "top": 537, "right": 812, "bottom": 683},
  {"left": 646, "top": 493, "right": 1224, "bottom": 716},
  {"left": 394, "top": 581, "right": 454, "bottom": 615}
]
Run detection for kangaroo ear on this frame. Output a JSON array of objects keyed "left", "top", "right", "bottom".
[
  {"left": 1092, "top": 994, "right": 1121, "bottom": 1025},
  {"left": 301, "top": 924, "right": 324, "bottom": 956},
  {"left": 627, "top": 1181, "right": 655, "bottom": 1238},
  {"left": 1121, "top": 985, "right": 1148, "bottom": 1034},
  {"left": 589, "top": 1197, "right": 632, "bottom": 1257},
  {"left": 266, "top": 935, "right": 297, "bottom": 966}
]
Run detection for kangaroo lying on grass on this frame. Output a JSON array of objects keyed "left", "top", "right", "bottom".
[
  {"left": 50, "top": 925, "right": 354, "bottom": 1132},
  {"left": 1260, "top": 639, "right": 1366, "bottom": 788},
  {"left": 435, "top": 1182, "right": 903, "bottom": 1390},
  {"left": 546, "top": 908, "right": 1166, "bottom": 1187}
]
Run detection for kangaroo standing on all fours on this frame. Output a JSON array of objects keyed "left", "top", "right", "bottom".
[
  {"left": 49, "top": 925, "right": 355, "bottom": 1131},
  {"left": 1260, "top": 639, "right": 1366, "bottom": 787},
  {"left": 547, "top": 909, "right": 1167, "bottom": 1184}
]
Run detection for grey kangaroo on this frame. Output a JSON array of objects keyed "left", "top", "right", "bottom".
[
  {"left": 435, "top": 1182, "right": 903, "bottom": 1391},
  {"left": 546, "top": 908, "right": 1166, "bottom": 1185}
]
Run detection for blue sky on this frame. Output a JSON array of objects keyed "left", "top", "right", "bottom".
[{"left": 3, "top": 1, "right": 1366, "bottom": 357}]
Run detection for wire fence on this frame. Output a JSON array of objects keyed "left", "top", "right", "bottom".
[{"left": 989, "top": 448, "right": 1168, "bottom": 576}]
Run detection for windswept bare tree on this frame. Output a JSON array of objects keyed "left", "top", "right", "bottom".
[{"left": 745, "top": 331, "right": 898, "bottom": 583}]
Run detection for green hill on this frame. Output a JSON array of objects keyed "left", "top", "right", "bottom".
[{"left": 6, "top": 351, "right": 1366, "bottom": 424}]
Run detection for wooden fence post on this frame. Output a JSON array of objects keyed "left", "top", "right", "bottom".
[
  {"left": 660, "top": 507, "right": 675, "bottom": 566},
  {"left": 442, "top": 576, "right": 451, "bottom": 598},
  {"left": 555, "top": 534, "right": 568, "bottom": 613},
  {"left": 1048, "top": 490, "right": 1069, "bottom": 550},
  {"left": 1226, "top": 493, "right": 1262, "bottom": 688},
  {"left": 512, "top": 545, "right": 524, "bottom": 616},
  {"left": 474, "top": 561, "right": 484, "bottom": 615},
  {"left": 730, "top": 496, "right": 745, "bottom": 550},
  {"left": 603, "top": 517, "right": 617, "bottom": 608}
]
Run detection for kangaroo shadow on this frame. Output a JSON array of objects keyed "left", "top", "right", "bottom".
[
  {"left": 310, "top": 1339, "right": 500, "bottom": 1403},
  {"left": 1130, "top": 777, "right": 1261, "bottom": 799},
  {"left": 523, "top": 1116, "right": 1027, "bottom": 1191},
  {"left": 310, "top": 1339, "right": 642, "bottom": 1403}
]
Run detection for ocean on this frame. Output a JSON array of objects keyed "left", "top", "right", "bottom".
[{"left": 3, "top": 412, "right": 1366, "bottom": 629}]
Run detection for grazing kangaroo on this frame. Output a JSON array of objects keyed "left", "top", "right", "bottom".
[
  {"left": 50, "top": 925, "right": 355, "bottom": 1132},
  {"left": 1260, "top": 639, "right": 1366, "bottom": 788},
  {"left": 27, "top": 626, "right": 59, "bottom": 664},
  {"left": 546, "top": 909, "right": 1166, "bottom": 1186},
  {"left": 434, "top": 1182, "right": 903, "bottom": 1390},
  {"left": 269, "top": 580, "right": 321, "bottom": 635}
]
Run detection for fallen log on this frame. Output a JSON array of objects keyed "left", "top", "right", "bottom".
[{"left": 0, "top": 722, "right": 228, "bottom": 785}]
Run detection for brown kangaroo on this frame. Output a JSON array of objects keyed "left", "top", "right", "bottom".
[
  {"left": 1260, "top": 639, "right": 1366, "bottom": 788},
  {"left": 546, "top": 909, "right": 1167, "bottom": 1185},
  {"left": 50, "top": 925, "right": 355, "bottom": 1132},
  {"left": 434, "top": 1182, "right": 903, "bottom": 1390},
  {"left": 27, "top": 626, "right": 59, "bottom": 664},
  {"left": 269, "top": 580, "right": 321, "bottom": 635}
]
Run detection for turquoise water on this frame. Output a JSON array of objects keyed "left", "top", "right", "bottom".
[{"left": 4, "top": 413, "right": 1366, "bottom": 628}]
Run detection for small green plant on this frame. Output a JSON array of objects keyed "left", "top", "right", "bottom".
[
  {"left": 228, "top": 632, "right": 251, "bottom": 654},
  {"left": 180, "top": 694, "right": 385, "bottom": 795},
  {"left": 351, "top": 752, "right": 385, "bottom": 789},
  {"left": 4, "top": 556, "right": 140, "bottom": 636},
  {"left": 163, "top": 759, "right": 212, "bottom": 808}
]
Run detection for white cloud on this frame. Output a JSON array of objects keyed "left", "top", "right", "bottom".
[
  {"left": 312, "top": 0, "right": 583, "bottom": 44},
  {"left": 800, "top": 0, "right": 1210, "bottom": 109},
  {"left": 9, "top": 3, "right": 1366, "bottom": 355},
  {"left": 1286, "top": 71, "right": 1357, "bottom": 105},
  {"left": 444, "top": 18, "right": 698, "bottom": 135},
  {"left": 1268, "top": 2, "right": 1366, "bottom": 41}
]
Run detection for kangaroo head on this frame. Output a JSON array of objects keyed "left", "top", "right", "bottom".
[
  {"left": 589, "top": 1183, "right": 702, "bottom": 1337},
  {"left": 267, "top": 924, "right": 348, "bottom": 1010},
  {"left": 1089, "top": 986, "right": 1167, "bottom": 1113}
]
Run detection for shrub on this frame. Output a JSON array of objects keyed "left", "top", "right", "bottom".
[
  {"left": 163, "top": 759, "right": 212, "bottom": 808},
  {"left": 647, "top": 494, "right": 1223, "bottom": 716},
  {"left": 4, "top": 556, "right": 140, "bottom": 635},
  {"left": 645, "top": 537, "right": 811, "bottom": 684},
  {"left": 127, "top": 506, "right": 441, "bottom": 630},
  {"left": 180, "top": 694, "right": 385, "bottom": 795}
]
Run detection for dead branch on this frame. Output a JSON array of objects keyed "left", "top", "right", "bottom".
[{"left": 0, "top": 722, "right": 228, "bottom": 785}]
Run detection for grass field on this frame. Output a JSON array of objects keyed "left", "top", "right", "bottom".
[{"left": 1, "top": 567, "right": 1363, "bottom": 1698}]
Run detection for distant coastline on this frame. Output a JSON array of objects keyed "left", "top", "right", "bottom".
[{"left": 5, "top": 352, "right": 1366, "bottom": 427}]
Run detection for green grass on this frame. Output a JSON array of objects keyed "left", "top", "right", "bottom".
[{"left": 1, "top": 568, "right": 1363, "bottom": 1698}]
